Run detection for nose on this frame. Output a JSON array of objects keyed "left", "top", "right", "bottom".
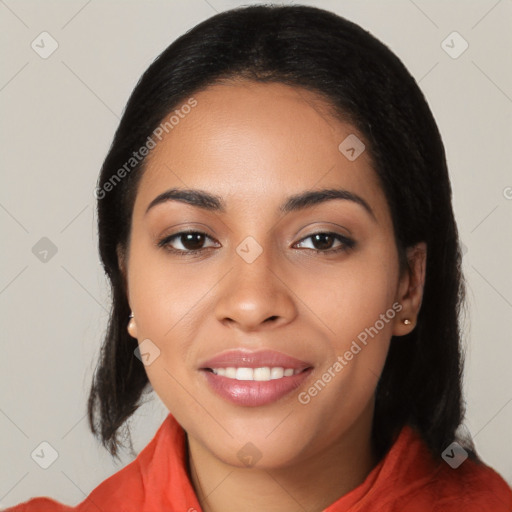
[{"left": 213, "top": 246, "right": 298, "bottom": 332}]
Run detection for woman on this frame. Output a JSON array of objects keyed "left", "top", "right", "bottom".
[{"left": 7, "top": 4, "right": 512, "bottom": 511}]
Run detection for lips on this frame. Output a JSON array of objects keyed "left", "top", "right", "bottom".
[
  {"left": 200, "top": 349, "right": 312, "bottom": 370},
  {"left": 199, "top": 349, "right": 313, "bottom": 407}
]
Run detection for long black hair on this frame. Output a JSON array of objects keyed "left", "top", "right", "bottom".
[{"left": 88, "top": 4, "right": 473, "bottom": 462}]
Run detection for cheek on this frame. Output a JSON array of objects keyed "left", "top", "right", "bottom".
[
  {"left": 126, "top": 244, "right": 202, "bottom": 390},
  {"left": 292, "top": 245, "right": 399, "bottom": 419},
  {"left": 127, "top": 249, "right": 201, "bottom": 417},
  {"left": 295, "top": 248, "right": 400, "bottom": 347},
  {"left": 127, "top": 240, "right": 211, "bottom": 339}
]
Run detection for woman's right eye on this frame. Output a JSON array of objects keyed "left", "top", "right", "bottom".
[{"left": 157, "top": 231, "right": 220, "bottom": 255}]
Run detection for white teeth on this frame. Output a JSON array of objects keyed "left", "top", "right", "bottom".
[
  {"left": 225, "top": 367, "right": 237, "bottom": 379},
  {"left": 253, "top": 367, "right": 271, "bottom": 381},
  {"left": 270, "top": 367, "right": 284, "bottom": 379},
  {"left": 210, "top": 366, "right": 300, "bottom": 381},
  {"left": 236, "top": 367, "right": 253, "bottom": 380}
]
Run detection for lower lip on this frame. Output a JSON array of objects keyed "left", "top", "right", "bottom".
[{"left": 202, "top": 369, "right": 313, "bottom": 407}]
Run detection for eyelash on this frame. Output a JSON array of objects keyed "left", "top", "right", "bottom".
[{"left": 157, "top": 230, "right": 356, "bottom": 257}]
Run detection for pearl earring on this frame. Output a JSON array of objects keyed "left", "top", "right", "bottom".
[{"left": 403, "top": 318, "right": 412, "bottom": 325}]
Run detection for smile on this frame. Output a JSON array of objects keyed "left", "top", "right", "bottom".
[{"left": 199, "top": 349, "right": 313, "bottom": 406}]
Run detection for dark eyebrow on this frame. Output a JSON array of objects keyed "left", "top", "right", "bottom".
[
  {"left": 281, "top": 188, "right": 376, "bottom": 220},
  {"left": 146, "top": 188, "right": 226, "bottom": 214},
  {"left": 145, "top": 187, "right": 376, "bottom": 221}
]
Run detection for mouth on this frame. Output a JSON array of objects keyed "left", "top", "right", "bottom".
[{"left": 199, "top": 350, "right": 313, "bottom": 407}]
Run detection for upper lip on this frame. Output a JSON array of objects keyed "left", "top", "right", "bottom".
[{"left": 199, "top": 349, "right": 312, "bottom": 370}]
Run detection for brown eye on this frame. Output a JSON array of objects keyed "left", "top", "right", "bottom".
[
  {"left": 179, "top": 232, "right": 206, "bottom": 251},
  {"left": 294, "top": 232, "right": 356, "bottom": 254},
  {"left": 311, "top": 233, "right": 336, "bottom": 250},
  {"left": 158, "top": 230, "right": 219, "bottom": 254}
]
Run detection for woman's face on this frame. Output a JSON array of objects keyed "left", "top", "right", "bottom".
[{"left": 123, "top": 81, "right": 420, "bottom": 468}]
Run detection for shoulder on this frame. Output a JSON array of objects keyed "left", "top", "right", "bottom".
[
  {"left": 395, "top": 459, "right": 512, "bottom": 511},
  {"left": 391, "top": 427, "right": 512, "bottom": 511},
  {"left": 429, "top": 457, "right": 512, "bottom": 510},
  {"left": 2, "top": 497, "right": 74, "bottom": 511},
  {"left": 3, "top": 414, "right": 186, "bottom": 512},
  {"left": 2, "top": 446, "right": 149, "bottom": 512}
]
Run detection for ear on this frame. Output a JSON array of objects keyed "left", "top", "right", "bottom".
[
  {"left": 393, "top": 242, "right": 427, "bottom": 336},
  {"left": 127, "top": 315, "right": 138, "bottom": 339}
]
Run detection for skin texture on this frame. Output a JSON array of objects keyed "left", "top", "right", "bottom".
[{"left": 121, "top": 81, "right": 426, "bottom": 512}]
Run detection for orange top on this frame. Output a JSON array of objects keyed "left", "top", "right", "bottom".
[{"left": 6, "top": 413, "right": 512, "bottom": 511}]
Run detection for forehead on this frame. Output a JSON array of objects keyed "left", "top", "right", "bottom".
[{"left": 134, "top": 81, "right": 384, "bottom": 216}]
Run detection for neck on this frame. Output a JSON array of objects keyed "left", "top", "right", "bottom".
[{"left": 186, "top": 406, "right": 378, "bottom": 512}]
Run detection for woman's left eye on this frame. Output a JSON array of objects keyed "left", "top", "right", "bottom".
[{"left": 294, "top": 232, "right": 355, "bottom": 254}]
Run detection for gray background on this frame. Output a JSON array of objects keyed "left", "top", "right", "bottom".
[{"left": 1, "top": 0, "right": 511, "bottom": 507}]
